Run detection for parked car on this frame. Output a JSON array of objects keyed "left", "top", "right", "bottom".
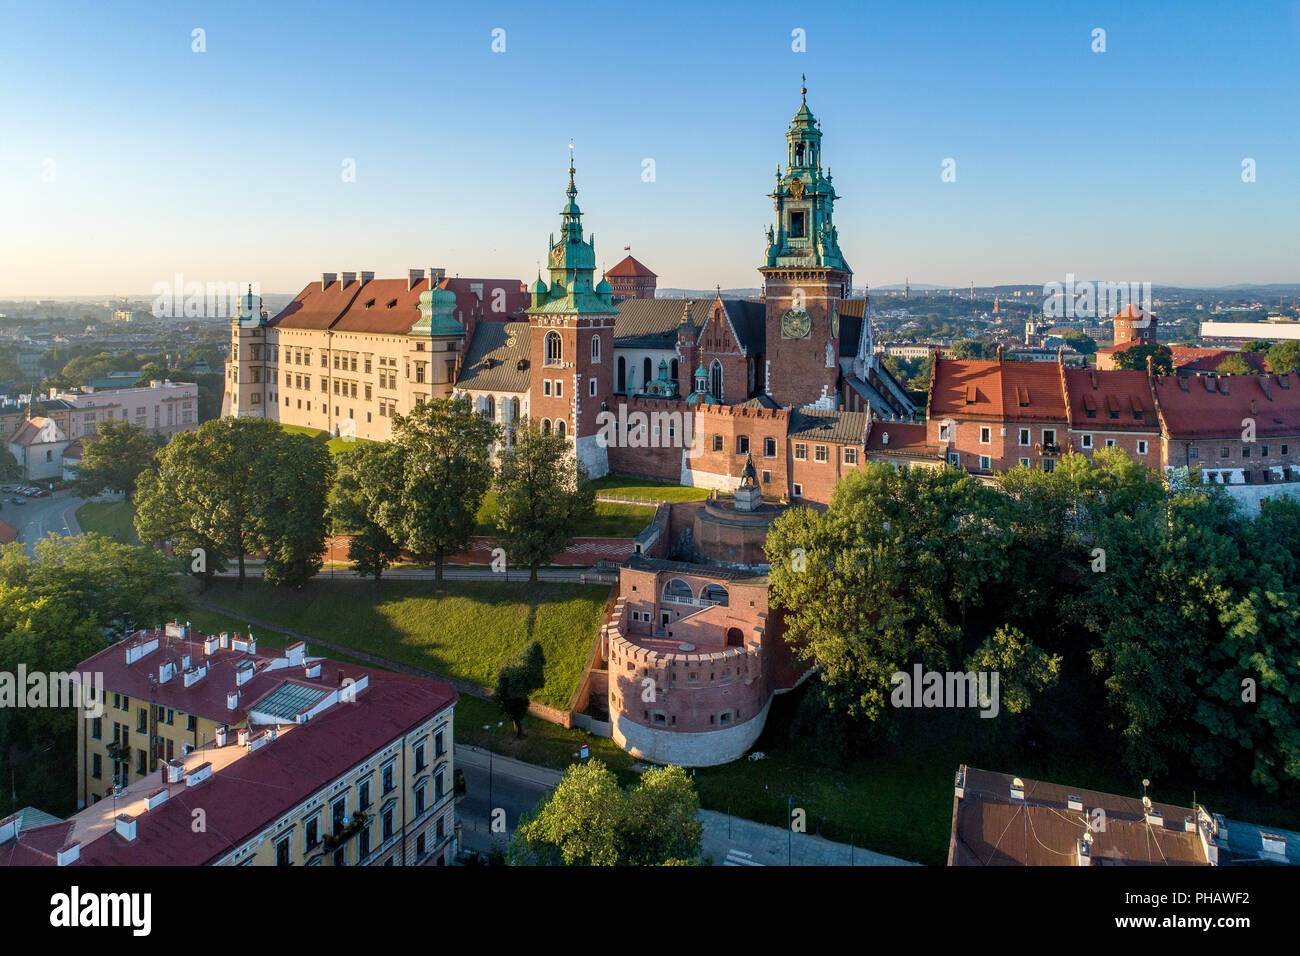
[
  {"left": 29, "top": 488, "right": 50, "bottom": 498},
  {"left": 9, "top": 497, "right": 24, "bottom": 505}
]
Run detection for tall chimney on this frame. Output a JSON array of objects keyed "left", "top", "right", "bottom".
[
  {"left": 322, "top": 272, "right": 337, "bottom": 291},
  {"left": 408, "top": 268, "right": 425, "bottom": 291},
  {"left": 359, "top": 270, "right": 374, "bottom": 284},
  {"left": 340, "top": 271, "right": 357, "bottom": 288}
]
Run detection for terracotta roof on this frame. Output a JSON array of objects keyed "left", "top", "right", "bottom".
[
  {"left": 864, "top": 421, "right": 936, "bottom": 456},
  {"left": 1062, "top": 368, "right": 1159, "bottom": 432},
  {"left": 949, "top": 766, "right": 1209, "bottom": 866},
  {"left": 8, "top": 416, "right": 64, "bottom": 446},
  {"left": 1170, "top": 347, "right": 1268, "bottom": 374},
  {"left": 0, "top": 517, "right": 17, "bottom": 545},
  {"left": 271, "top": 276, "right": 527, "bottom": 336},
  {"left": 604, "top": 255, "right": 656, "bottom": 279},
  {"left": 1155, "top": 371, "right": 1300, "bottom": 439},
  {"left": 456, "top": 321, "right": 531, "bottom": 394},
  {"left": 930, "top": 359, "right": 1067, "bottom": 423}
]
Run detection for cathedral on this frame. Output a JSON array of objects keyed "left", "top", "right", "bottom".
[{"left": 223, "top": 83, "right": 915, "bottom": 503}]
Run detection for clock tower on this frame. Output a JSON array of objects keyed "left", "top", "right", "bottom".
[{"left": 761, "top": 79, "right": 852, "bottom": 409}]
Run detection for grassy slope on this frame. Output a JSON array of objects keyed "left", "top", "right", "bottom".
[
  {"left": 475, "top": 490, "right": 653, "bottom": 539},
  {"left": 591, "top": 474, "right": 709, "bottom": 502},
  {"left": 75, "top": 500, "right": 138, "bottom": 544},
  {"left": 191, "top": 578, "right": 609, "bottom": 709}
]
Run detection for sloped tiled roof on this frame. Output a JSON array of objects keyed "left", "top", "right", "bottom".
[
  {"left": 272, "top": 276, "right": 527, "bottom": 335},
  {"left": 456, "top": 322, "right": 531, "bottom": 393},
  {"left": 614, "top": 298, "right": 711, "bottom": 349},
  {"left": 789, "top": 408, "right": 871, "bottom": 445},
  {"left": 930, "top": 358, "right": 1067, "bottom": 423},
  {"left": 605, "top": 255, "right": 657, "bottom": 279},
  {"left": 1062, "top": 368, "right": 1158, "bottom": 431},
  {"left": 1155, "top": 372, "right": 1300, "bottom": 439},
  {"left": 720, "top": 300, "right": 765, "bottom": 355}
]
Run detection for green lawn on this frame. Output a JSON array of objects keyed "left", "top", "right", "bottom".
[
  {"left": 190, "top": 577, "right": 610, "bottom": 709},
  {"left": 181, "top": 604, "right": 371, "bottom": 667},
  {"left": 591, "top": 475, "right": 709, "bottom": 502},
  {"left": 277, "top": 422, "right": 375, "bottom": 456},
  {"left": 475, "top": 491, "right": 653, "bottom": 539},
  {"left": 76, "top": 500, "right": 138, "bottom": 544}
]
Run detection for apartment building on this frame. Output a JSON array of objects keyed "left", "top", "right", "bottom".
[
  {"left": 0, "top": 624, "right": 458, "bottom": 866},
  {"left": 46, "top": 379, "right": 199, "bottom": 440}
]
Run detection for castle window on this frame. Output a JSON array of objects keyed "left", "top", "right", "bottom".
[
  {"left": 737, "top": 435, "right": 750, "bottom": 455},
  {"left": 794, "top": 443, "right": 807, "bottom": 461},
  {"left": 545, "top": 332, "right": 562, "bottom": 367},
  {"left": 790, "top": 210, "right": 806, "bottom": 239},
  {"left": 591, "top": 335, "right": 601, "bottom": 363},
  {"left": 814, "top": 445, "right": 828, "bottom": 462},
  {"left": 589, "top": 379, "right": 597, "bottom": 397},
  {"left": 712, "top": 434, "right": 723, "bottom": 452},
  {"left": 843, "top": 447, "right": 857, "bottom": 465},
  {"left": 764, "top": 437, "right": 777, "bottom": 458},
  {"left": 543, "top": 380, "right": 552, "bottom": 396},
  {"left": 663, "top": 578, "right": 693, "bottom": 604},
  {"left": 761, "top": 469, "right": 771, "bottom": 484},
  {"left": 556, "top": 420, "right": 566, "bottom": 438},
  {"left": 710, "top": 360, "right": 722, "bottom": 399},
  {"left": 541, "top": 419, "right": 551, "bottom": 435},
  {"left": 1137, "top": 440, "right": 1148, "bottom": 455},
  {"left": 792, "top": 483, "right": 803, "bottom": 497},
  {"left": 617, "top": 356, "right": 626, "bottom": 392},
  {"left": 700, "top": 584, "right": 729, "bottom": 607},
  {"left": 555, "top": 380, "right": 562, "bottom": 397}
]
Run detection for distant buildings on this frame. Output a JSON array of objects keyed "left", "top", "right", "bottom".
[
  {"left": 603, "top": 253, "right": 658, "bottom": 302},
  {"left": 6, "top": 416, "right": 69, "bottom": 481},
  {"left": 0, "top": 624, "right": 458, "bottom": 866},
  {"left": 45, "top": 379, "right": 199, "bottom": 441}
]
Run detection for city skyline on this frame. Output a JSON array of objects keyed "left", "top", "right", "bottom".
[{"left": 2, "top": 0, "right": 1298, "bottom": 296}]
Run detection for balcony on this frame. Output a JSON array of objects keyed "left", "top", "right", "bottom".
[{"left": 1036, "top": 441, "right": 1062, "bottom": 456}]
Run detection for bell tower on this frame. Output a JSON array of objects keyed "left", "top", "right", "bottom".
[
  {"left": 760, "top": 78, "right": 852, "bottom": 409},
  {"left": 525, "top": 154, "right": 617, "bottom": 477}
]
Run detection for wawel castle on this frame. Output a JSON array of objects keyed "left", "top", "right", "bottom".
[
  {"left": 223, "top": 85, "right": 917, "bottom": 499},
  {"left": 224, "top": 85, "right": 1300, "bottom": 507}
]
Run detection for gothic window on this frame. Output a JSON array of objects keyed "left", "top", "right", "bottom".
[
  {"left": 545, "top": 332, "right": 562, "bottom": 367},
  {"left": 710, "top": 360, "right": 723, "bottom": 400},
  {"left": 617, "top": 356, "right": 626, "bottom": 393},
  {"left": 643, "top": 358, "right": 652, "bottom": 391},
  {"left": 541, "top": 419, "right": 551, "bottom": 435},
  {"left": 556, "top": 419, "right": 566, "bottom": 439},
  {"left": 484, "top": 396, "right": 495, "bottom": 421},
  {"left": 663, "top": 578, "right": 693, "bottom": 603},
  {"left": 670, "top": 358, "right": 678, "bottom": 383},
  {"left": 591, "top": 335, "right": 601, "bottom": 364}
]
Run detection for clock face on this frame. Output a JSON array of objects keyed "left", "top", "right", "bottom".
[{"left": 781, "top": 308, "right": 811, "bottom": 339}]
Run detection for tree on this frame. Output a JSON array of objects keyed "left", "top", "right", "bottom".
[
  {"left": 1267, "top": 340, "right": 1300, "bottom": 375},
  {"left": 949, "top": 339, "right": 988, "bottom": 360},
  {"left": 0, "top": 445, "right": 20, "bottom": 482},
  {"left": 510, "top": 760, "right": 703, "bottom": 866},
  {"left": 377, "top": 398, "right": 500, "bottom": 581},
  {"left": 134, "top": 417, "right": 333, "bottom": 587},
  {"left": 69, "top": 418, "right": 160, "bottom": 502},
  {"left": 1113, "top": 343, "right": 1173, "bottom": 375},
  {"left": 1061, "top": 330, "right": 1098, "bottom": 356},
  {"left": 329, "top": 444, "right": 405, "bottom": 582},
  {"left": 764, "top": 464, "right": 1059, "bottom": 724},
  {"left": 493, "top": 641, "right": 546, "bottom": 737},
  {"left": 493, "top": 420, "right": 595, "bottom": 582},
  {"left": 252, "top": 432, "right": 335, "bottom": 587},
  {"left": 1215, "top": 354, "right": 1250, "bottom": 376}
]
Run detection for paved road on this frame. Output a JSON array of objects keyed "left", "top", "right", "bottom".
[
  {"left": 213, "top": 565, "right": 614, "bottom": 584},
  {"left": 455, "top": 745, "right": 560, "bottom": 856},
  {"left": 450, "top": 745, "right": 919, "bottom": 866},
  {"left": 2, "top": 489, "right": 85, "bottom": 555}
]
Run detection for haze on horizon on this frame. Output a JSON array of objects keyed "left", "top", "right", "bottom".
[{"left": 2, "top": 0, "right": 1297, "bottom": 298}]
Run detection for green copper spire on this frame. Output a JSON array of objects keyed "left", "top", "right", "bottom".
[
  {"left": 528, "top": 155, "right": 614, "bottom": 316},
  {"left": 764, "top": 78, "right": 848, "bottom": 273}
]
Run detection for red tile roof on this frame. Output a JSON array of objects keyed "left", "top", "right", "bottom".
[
  {"left": 1154, "top": 372, "right": 1300, "bottom": 439},
  {"left": 3, "top": 630, "right": 456, "bottom": 866},
  {"left": 1062, "top": 368, "right": 1159, "bottom": 432},
  {"left": 1170, "top": 347, "right": 1268, "bottom": 374},
  {"left": 929, "top": 358, "right": 1066, "bottom": 422},
  {"left": 604, "top": 255, "right": 656, "bottom": 279},
  {"left": 0, "top": 517, "right": 16, "bottom": 545},
  {"left": 865, "top": 421, "right": 936, "bottom": 456},
  {"left": 271, "top": 276, "right": 527, "bottom": 335}
]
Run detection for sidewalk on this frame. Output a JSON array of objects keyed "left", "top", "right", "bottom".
[{"left": 700, "top": 810, "right": 919, "bottom": 867}]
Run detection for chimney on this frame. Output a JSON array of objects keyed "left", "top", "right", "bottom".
[
  {"left": 0, "top": 814, "right": 18, "bottom": 845},
  {"left": 158, "top": 660, "right": 175, "bottom": 684},
  {"left": 215, "top": 726, "right": 228, "bottom": 746},
  {"left": 203, "top": 634, "right": 219, "bottom": 656},
  {"left": 146, "top": 787, "right": 168, "bottom": 811},
  {"left": 408, "top": 268, "right": 425, "bottom": 291},
  {"left": 1076, "top": 836, "right": 1093, "bottom": 866},
  {"left": 115, "top": 814, "right": 137, "bottom": 841},
  {"left": 219, "top": 631, "right": 230, "bottom": 650},
  {"left": 321, "top": 272, "right": 337, "bottom": 291},
  {"left": 236, "top": 660, "right": 255, "bottom": 686},
  {"left": 1009, "top": 777, "right": 1025, "bottom": 801},
  {"left": 227, "top": 691, "right": 239, "bottom": 710},
  {"left": 359, "top": 270, "right": 374, "bottom": 284},
  {"left": 237, "top": 728, "right": 250, "bottom": 746},
  {"left": 57, "top": 842, "right": 81, "bottom": 866},
  {"left": 339, "top": 271, "right": 357, "bottom": 288},
  {"left": 1067, "top": 795, "right": 1084, "bottom": 812},
  {"left": 305, "top": 662, "right": 322, "bottom": 679},
  {"left": 166, "top": 760, "right": 184, "bottom": 784},
  {"left": 185, "top": 762, "right": 213, "bottom": 787}
]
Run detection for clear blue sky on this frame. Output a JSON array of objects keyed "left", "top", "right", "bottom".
[{"left": 1, "top": 0, "right": 1297, "bottom": 296}]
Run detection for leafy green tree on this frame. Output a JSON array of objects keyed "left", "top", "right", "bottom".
[
  {"left": 1215, "top": 354, "right": 1250, "bottom": 376},
  {"left": 949, "top": 339, "right": 988, "bottom": 360},
  {"left": 764, "top": 464, "right": 1056, "bottom": 723},
  {"left": 493, "top": 420, "right": 595, "bottom": 582},
  {"left": 69, "top": 418, "right": 160, "bottom": 502},
  {"left": 510, "top": 760, "right": 702, "bottom": 866},
  {"left": 493, "top": 641, "right": 546, "bottom": 737},
  {"left": 0, "top": 445, "right": 20, "bottom": 481},
  {"left": 1267, "top": 340, "right": 1300, "bottom": 374},
  {"left": 1113, "top": 343, "right": 1174, "bottom": 375},
  {"left": 378, "top": 398, "right": 500, "bottom": 581},
  {"left": 329, "top": 444, "right": 405, "bottom": 582},
  {"left": 1061, "top": 330, "right": 1098, "bottom": 355},
  {"left": 134, "top": 417, "right": 333, "bottom": 587},
  {"left": 252, "top": 432, "right": 335, "bottom": 587}
]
